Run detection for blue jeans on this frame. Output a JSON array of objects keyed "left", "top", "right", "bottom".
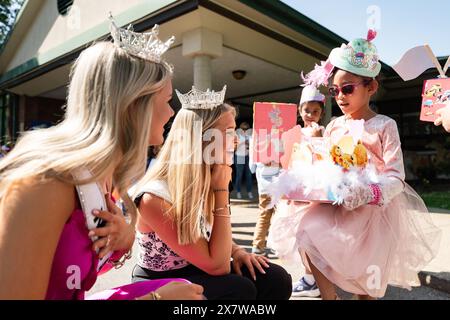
[{"left": 234, "top": 155, "right": 253, "bottom": 193}]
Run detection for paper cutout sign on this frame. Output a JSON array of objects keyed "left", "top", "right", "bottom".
[
  {"left": 393, "top": 45, "right": 448, "bottom": 81},
  {"left": 252, "top": 102, "right": 297, "bottom": 164},
  {"left": 277, "top": 125, "right": 333, "bottom": 202},
  {"left": 393, "top": 45, "right": 450, "bottom": 122},
  {"left": 274, "top": 120, "right": 369, "bottom": 203},
  {"left": 280, "top": 125, "right": 302, "bottom": 169},
  {"left": 280, "top": 125, "right": 330, "bottom": 169},
  {"left": 283, "top": 135, "right": 335, "bottom": 203},
  {"left": 420, "top": 78, "right": 450, "bottom": 122}
]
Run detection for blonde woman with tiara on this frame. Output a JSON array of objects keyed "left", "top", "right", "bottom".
[
  {"left": 0, "top": 16, "right": 203, "bottom": 300},
  {"left": 131, "top": 86, "right": 292, "bottom": 300}
]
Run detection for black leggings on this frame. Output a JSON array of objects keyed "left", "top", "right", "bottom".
[{"left": 132, "top": 262, "right": 292, "bottom": 300}]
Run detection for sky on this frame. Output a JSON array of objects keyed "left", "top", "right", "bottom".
[{"left": 281, "top": 0, "right": 449, "bottom": 66}]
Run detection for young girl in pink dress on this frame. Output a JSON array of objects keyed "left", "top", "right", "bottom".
[
  {"left": 0, "top": 17, "right": 203, "bottom": 300},
  {"left": 269, "top": 31, "right": 441, "bottom": 300}
]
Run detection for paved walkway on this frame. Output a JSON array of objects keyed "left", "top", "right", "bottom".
[
  {"left": 88, "top": 200, "right": 450, "bottom": 300},
  {"left": 229, "top": 200, "right": 450, "bottom": 300}
]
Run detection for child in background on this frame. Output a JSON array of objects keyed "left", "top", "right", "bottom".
[
  {"left": 234, "top": 122, "right": 254, "bottom": 199},
  {"left": 249, "top": 158, "right": 280, "bottom": 256},
  {"left": 298, "top": 85, "right": 326, "bottom": 138}
]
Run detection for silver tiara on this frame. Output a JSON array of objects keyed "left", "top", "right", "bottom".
[
  {"left": 176, "top": 86, "right": 227, "bottom": 110},
  {"left": 109, "top": 13, "right": 175, "bottom": 63}
]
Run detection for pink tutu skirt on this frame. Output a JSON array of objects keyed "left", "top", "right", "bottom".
[{"left": 268, "top": 185, "right": 442, "bottom": 297}]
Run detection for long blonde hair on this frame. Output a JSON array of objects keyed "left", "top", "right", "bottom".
[
  {"left": 0, "top": 41, "right": 173, "bottom": 225},
  {"left": 135, "top": 104, "right": 235, "bottom": 245}
]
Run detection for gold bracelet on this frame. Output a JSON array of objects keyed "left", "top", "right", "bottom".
[
  {"left": 212, "top": 204, "right": 230, "bottom": 214},
  {"left": 213, "top": 213, "right": 231, "bottom": 218},
  {"left": 213, "top": 189, "right": 229, "bottom": 193}
]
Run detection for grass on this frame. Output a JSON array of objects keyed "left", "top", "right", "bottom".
[{"left": 420, "top": 191, "right": 450, "bottom": 210}]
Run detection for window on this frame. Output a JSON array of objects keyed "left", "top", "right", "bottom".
[
  {"left": 0, "top": 93, "right": 19, "bottom": 145},
  {"left": 57, "top": 0, "right": 74, "bottom": 16}
]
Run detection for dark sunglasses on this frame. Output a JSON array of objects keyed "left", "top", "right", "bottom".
[{"left": 328, "top": 80, "right": 372, "bottom": 98}]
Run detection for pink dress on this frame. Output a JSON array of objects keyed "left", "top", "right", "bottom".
[
  {"left": 45, "top": 204, "right": 188, "bottom": 300},
  {"left": 268, "top": 114, "right": 441, "bottom": 297}
]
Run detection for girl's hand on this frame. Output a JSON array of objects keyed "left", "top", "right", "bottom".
[
  {"left": 310, "top": 122, "right": 323, "bottom": 137},
  {"left": 434, "top": 103, "right": 450, "bottom": 133},
  {"left": 310, "top": 127, "right": 323, "bottom": 137},
  {"left": 210, "top": 164, "right": 232, "bottom": 190},
  {"left": 89, "top": 195, "right": 135, "bottom": 258},
  {"left": 342, "top": 184, "right": 379, "bottom": 211},
  {"left": 231, "top": 248, "right": 270, "bottom": 281},
  {"left": 136, "top": 282, "right": 205, "bottom": 300}
]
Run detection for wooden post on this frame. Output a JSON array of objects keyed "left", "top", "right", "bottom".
[
  {"left": 424, "top": 45, "right": 446, "bottom": 78},
  {"left": 443, "top": 56, "right": 450, "bottom": 75}
]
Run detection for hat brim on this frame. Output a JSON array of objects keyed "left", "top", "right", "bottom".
[{"left": 300, "top": 96, "right": 326, "bottom": 106}]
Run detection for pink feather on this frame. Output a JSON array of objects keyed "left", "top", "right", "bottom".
[
  {"left": 367, "top": 29, "right": 377, "bottom": 42},
  {"left": 301, "top": 60, "right": 335, "bottom": 87}
]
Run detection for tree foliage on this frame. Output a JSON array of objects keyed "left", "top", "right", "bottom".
[{"left": 0, "top": 0, "right": 25, "bottom": 47}]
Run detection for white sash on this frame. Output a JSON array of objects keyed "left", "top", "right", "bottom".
[{"left": 71, "top": 168, "right": 113, "bottom": 272}]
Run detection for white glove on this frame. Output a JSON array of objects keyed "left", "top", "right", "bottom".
[
  {"left": 342, "top": 184, "right": 377, "bottom": 211},
  {"left": 339, "top": 177, "right": 403, "bottom": 211}
]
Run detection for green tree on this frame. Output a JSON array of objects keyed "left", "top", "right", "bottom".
[{"left": 0, "top": 0, "right": 24, "bottom": 47}]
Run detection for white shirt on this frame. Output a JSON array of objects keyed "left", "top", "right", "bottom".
[
  {"left": 248, "top": 131, "right": 280, "bottom": 194},
  {"left": 235, "top": 128, "right": 252, "bottom": 157}
]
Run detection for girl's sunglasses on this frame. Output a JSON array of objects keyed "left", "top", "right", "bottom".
[{"left": 328, "top": 80, "right": 372, "bottom": 98}]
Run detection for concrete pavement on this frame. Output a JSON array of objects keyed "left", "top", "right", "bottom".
[{"left": 229, "top": 200, "right": 450, "bottom": 300}]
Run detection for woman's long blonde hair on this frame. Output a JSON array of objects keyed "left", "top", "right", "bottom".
[
  {"left": 0, "top": 41, "right": 173, "bottom": 225},
  {"left": 135, "top": 104, "right": 235, "bottom": 245}
]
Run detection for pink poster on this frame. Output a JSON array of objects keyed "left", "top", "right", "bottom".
[
  {"left": 279, "top": 126, "right": 333, "bottom": 202},
  {"left": 252, "top": 102, "right": 297, "bottom": 164},
  {"left": 420, "top": 78, "right": 450, "bottom": 122}
]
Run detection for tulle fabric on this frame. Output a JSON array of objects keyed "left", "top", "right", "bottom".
[{"left": 268, "top": 185, "right": 441, "bottom": 297}]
